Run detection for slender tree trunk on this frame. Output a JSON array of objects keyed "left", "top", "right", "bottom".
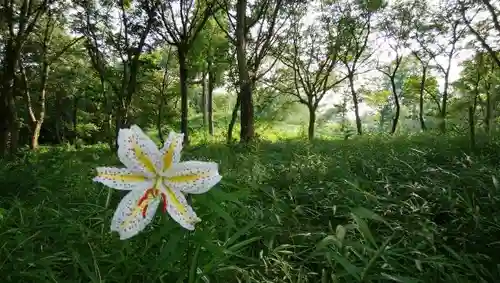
[
  {"left": 106, "top": 114, "right": 113, "bottom": 149},
  {"left": 236, "top": 0, "right": 254, "bottom": 143},
  {"left": 485, "top": 89, "right": 492, "bottom": 135},
  {"left": 0, "top": 97, "right": 9, "bottom": 156},
  {"left": 55, "top": 91, "right": 64, "bottom": 144},
  {"left": 178, "top": 47, "right": 189, "bottom": 145},
  {"left": 418, "top": 65, "right": 427, "bottom": 131},
  {"left": 7, "top": 94, "right": 19, "bottom": 155},
  {"left": 31, "top": 63, "right": 49, "bottom": 150},
  {"left": 439, "top": 52, "right": 453, "bottom": 134},
  {"left": 439, "top": 78, "right": 449, "bottom": 133},
  {"left": 32, "top": 122, "right": 42, "bottom": 149},
  {"left": 379, "top": 109, "right": 385, "bottom": 131},
  {"left": 73, "top": 96, "right": 78, "bottom": 145},
  {"left": 157, "top": 95, "right": 165, "bottom": 144},
  {"left": 157, "top": 65, "right": 169, "bottom": 144},
  {"left": 0, "top": 46, "right": 20, "bottom": 156},
  {"left": 208, "top": 65, "right": 215, "bottom": 136},
  {"left": 469, "top": 94, "right": 478, "bottom": 149},
  {"left": 201, "top": 71, "right": 208, "bottom": 130},
  {"left": 348, "top": 74, "right": 362, "bottom": 135},
  {"left": 114, "top": 102, "right": 130, "bottom": 149},
  {"left": 390, "top": 77, "right": 400, "bottom": 134},
  {"left": 308, "top": 106, "right": 316, "bottom": 140},
  {"left": 227, "top": 93, "right": 241, "bottom": 144}
]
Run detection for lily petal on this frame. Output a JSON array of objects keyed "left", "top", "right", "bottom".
[
  {"left": 159, "top": 131, "right": 184, "bottom": 171},
  {"left": 117, "top": 125, "right": 161, "bottom": 175},
  {"left": 164, "top": 161, "right": 221, "bottom": 194},
  {"left": 93, "top": 167, "right": 152, "bottom": 190},
  {"left": 160, "top": 183, "right": 200, "bottom": 230},
  {"left": 111, "top": 189, "right": 160, "bottom": 240}
]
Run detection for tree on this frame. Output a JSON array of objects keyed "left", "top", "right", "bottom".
[
  {"left": 20, "top": 6, "right": 83, "bottom": 149},
  {"left": 364, "top": 89, "right": 391, "bottom": 131},
  {"left": 414, "top": 1, "right": 466, "bottom": 133},
  {"left": 188, "top": 15, "right": 231, "bottom": 136},
  {"left": 459, "top": 0, "right": 500, "bottom": 68},
  {"left": 273, "top": 7, "right": 347, "bottom": 140},
  {"left": 0, "top": 0, "right": 49, "bottom": 155},
  {"left": 215, "top": 0, "right": 288, "bottom": 143},
  {"left": 76, "top": 0, "right": 158, "bottom": 148},
  {"left": 456, "top": 51, "right": 499, "bottom": 137},
  {"left": 157, "top": 0, "right": 215, "bottom": 145},
  {"left": 403, "top": 0, "right": 435, "bottom": 131},
  {"left": 377, "top": 0, "right": 412, "bottom": 134},
  {"left": 335, "top": 0, "right": 382, "bottom": 135}
]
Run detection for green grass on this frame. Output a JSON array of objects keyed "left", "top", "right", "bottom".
[{"left": 1, "top": 133, "right": 500, "bottom": 282}]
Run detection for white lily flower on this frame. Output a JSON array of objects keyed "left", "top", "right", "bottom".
[{"left": 93, "top": 125, "right": 222, "bottom": 240}]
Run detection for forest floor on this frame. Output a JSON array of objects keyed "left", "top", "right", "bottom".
[{"left": 1, "top": 133, "right": 500, "bottom": 282}]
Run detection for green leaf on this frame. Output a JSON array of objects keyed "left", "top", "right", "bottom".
[
  {"left": 331, "top": 252, "right": 361, "bottom": 281},
  {"left": 225, "top": 219, "right": 258, "bottom": 247},
  {"left": 351, "top": 213, "right": 377, "bottom": 248},
  {"left": 205, "top": 197, "right": 236, "bottom": 228},
  {"left": 381, "top": 273, "right": 422, "bottom": 283}
]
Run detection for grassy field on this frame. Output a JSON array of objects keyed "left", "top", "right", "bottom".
[{"left": 1, "top": 133, "right": 500, "bottom": 282}]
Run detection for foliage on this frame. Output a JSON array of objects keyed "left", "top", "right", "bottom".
[
  {"left": 2, "top": 0, "right": 500, "bottom": 281},
  {"left": 2, "top": 134, "right": 500, "bottom": 282}
]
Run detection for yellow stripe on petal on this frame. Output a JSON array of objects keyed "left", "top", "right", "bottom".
[
  {"left": 163, "top": 161, "right": 221, "bottom": 195},
  {"left": 160, "top": 183, "right": 200, "bottom": 230},
  {"left": 98, "top": 174, "right": 147, "bottom": 182},
  {"left": 93, "top": 167, "right": 152, "bottom": 191},
  {"left": 165, "top": 187, "right": 187, "bottom": 214},
  {"left": 166, "top": 174, "right": 206, "bottom": 183},
  {"left": 132, "top": 141, "right": 156, "bottom": 173},
  {"left": 163, "top": 139, "right": 177, "bottom": 170},
  {"left": 160, "top": 132, "right": 184, "bottom": 171}
]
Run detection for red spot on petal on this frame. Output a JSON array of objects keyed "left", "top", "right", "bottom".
[
  {"left": 161, "top": 193, "right": 168, "bottom": 213},
  {"left": 142, "top": 204, "right": 149, "bottom": 218},
  {"left": 138, "top": 188, "right": 153, "bottom": 206}
]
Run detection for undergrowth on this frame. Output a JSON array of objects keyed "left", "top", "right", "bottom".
[{"left": 1, "top": 133, "right": 500, "bottom": 282}]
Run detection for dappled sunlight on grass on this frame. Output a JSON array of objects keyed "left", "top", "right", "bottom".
[{"left": 1, "top": 134, "right": 500, "bottom": 282}]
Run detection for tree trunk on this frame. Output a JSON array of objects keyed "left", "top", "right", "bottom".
[
  {"left": 114, "top": 104, "right": 130, "bottom": 148},
  {"left": 308, "top": 106, "right": 316, "bottom": 140},
  {"left": 157, "top": 94, "right": 165, "bottom": 144},
  {"left": 239, "top": 82, "right": 254, "bottom": 143},
  {"left": 178, "top": 47, "right": 189, "bottom": 145},
  {"left": 439, "top": 54, "right": 453, "bottom": 134},
  {"left": 201, "top": 71, "right": 208, "bottom": 131},
  {"left": 418, "top": 65, "right": 427, "bottom": 131},
  {"left": 0, "top": 45, "right": 20, "bottom": 156},
  {"left": 469, "top": 94, "right": 478, "bottom": 149},
  {"left": 0, "top": 97, "right": 9, "bottom": 156},
  {"left": 54, "top": 91, "right": 64, "bottom": 144},
  {"left": 227, "top": 93, "right": 241, "bottom": 144},
  {"left": 7, "top": 95, "right": 19, "bottom": 155},
  {"left": 236, "top": 0, "right": 254, "bottom": 143},
  {"left": 208, "top": 66, "right": 215, "bottom": 136},
  {"left": 32, "top": 121, "right": 42, "bottom": 149},
  {"left": 31, "top": 63, "right": 49, "bottom": 150},
  {"left": 157, "top": 65, "right": 170, "bottom": 144},
  {"left": 348, "top": 74, "right": 362, "bottom": 135},
  {"left": 390, "top": 77, "right": 400, "bottom": 134},
  {"left": 485, "top": 89, "right": 492, "bottom": 135},
  {"left": 73, "top": 96, "right": 78, "bottom": 145},
  {"left": 439, "top": 79, "right": 449, "bottom": 133}
]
